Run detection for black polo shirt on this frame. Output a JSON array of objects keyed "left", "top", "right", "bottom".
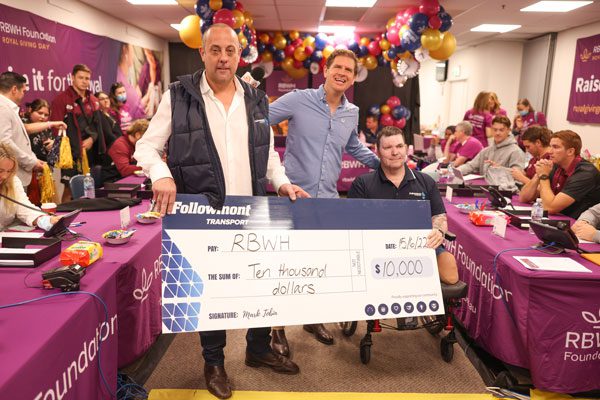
[
  {"left": 348, "top": 165, "right": 446, "bottom": 216},
  {"left": 549, "top": 159, "right": 600, "bottom": 219}
]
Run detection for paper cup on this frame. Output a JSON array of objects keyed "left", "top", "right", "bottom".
[{"left": 41, "top": 202, "right": 57, "bottom": 214}]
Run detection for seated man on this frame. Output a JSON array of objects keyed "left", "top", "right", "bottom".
[
  {"left": 519, "top": 130, "right": 600, "bottom": 219},
  {"left": 108, "top": 119, "right": 149, "bottom": 178},
  {"left": 359, "top": 114, "right": 379, "bottom": 148},
  {"left": 456, "top": 115, "right": 525, "bottom": 176},
  {"left": 572, "top": 203, "right": 600, "bottom": 243},
  {"left": 511, "top": 126, "right": 552, "bottom": 185},
  {"left": 348, "top": 126, "right": 459, "bottom": 285},
  {"left": 442, "top": 121, "right": 483, "bottom": 167}
]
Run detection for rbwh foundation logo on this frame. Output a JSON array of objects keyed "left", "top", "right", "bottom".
[
  {"left": 563, "top": 308, "right": 600, "bottom": 363},
  {"left": 580, "top": 48, "right": 592, "bottom": 62}
]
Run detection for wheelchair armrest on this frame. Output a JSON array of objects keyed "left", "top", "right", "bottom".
[
  {"left": 443, "top": 231, "right": 456, "bottom": 241},
  {"left": 441, "top": 281, "right": 468, "bottom": 300}
]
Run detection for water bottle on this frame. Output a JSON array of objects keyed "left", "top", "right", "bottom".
[
  {"left": 83, "top": 173, "right": 95, "bottom": 199},
  {"left": 529, "top": 198, "right": 543, "bottom": 234}
]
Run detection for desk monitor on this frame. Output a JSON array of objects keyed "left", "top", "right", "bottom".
[
  {"left": 43, "top": 209, "right": 82, "bottom": 238},
  {"left": 450, "top": 167, "right": 464, "bottom": 185},
  {"left": 530, "top": 220, "right": 579, "bottom": 252}
]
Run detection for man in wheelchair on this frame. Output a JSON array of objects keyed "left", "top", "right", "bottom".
[{"left": 348, "top": 126, "right": 458, "bottom": 285}]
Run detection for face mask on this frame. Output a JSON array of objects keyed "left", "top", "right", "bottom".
[
  {"left": 116, "top": 94, "right": 127, "bottom": 103},
  {"left": 518, "top": 110, "right": 529, "bottom": 117}
]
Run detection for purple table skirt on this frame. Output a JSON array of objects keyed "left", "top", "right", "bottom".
[
  {"left": 0, "top": 200, "right": 161, "bottom": 398},
  {"left": 445, "top": 196, "right": 600, "bottom": 393}
]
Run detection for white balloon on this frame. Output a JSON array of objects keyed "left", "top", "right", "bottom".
[
  {"left": 393, "top": 74, "right": 408, "bottom": 88},
  {"left": 355, "top": 64, "right": 368, "bottom": 82}
]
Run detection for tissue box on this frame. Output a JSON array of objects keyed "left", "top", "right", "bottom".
[
  {"left": 468, "top": 210, "right": 509, "bottom": 226},
  {"left": 59, "top": 241, "right": 103, "bottom": 267}
]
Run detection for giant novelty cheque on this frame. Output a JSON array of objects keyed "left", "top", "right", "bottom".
[{"left": 161, "top": 195, "right": 444, "bottom": 333}]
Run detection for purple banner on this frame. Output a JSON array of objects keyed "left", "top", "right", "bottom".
[
  {"left": 567, "top": 33, "right": 600, "bottom": 124},
  {"left": 0, "top": 4, "right": 164, "bottom": 117}
]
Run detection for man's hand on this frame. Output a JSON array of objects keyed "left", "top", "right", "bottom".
[
  {"left": 51, "top": 121, "right": 67, "bottom": 130},
  {"left": 33, "top": 160, "right": 46, "bottom": 172},
  {"left": 152, "top": 177, "right": 177, "bottom": 216},
  {"left": 277, "top": 183, "right": 311, "bottom": 201},
  {"left": 572, "top": 220, "right": 597, "bottom": 242},
  {"left": 426, "top": 228, "right": 444, "bottom": 249},
  {"left": 511, "top": 167, "right": 527, "bottom": 183},
  {"left": 534, "top": 158, "right": 553, "bottom": 176},
  {"left": 82, "top": 137, "right": 94, "bottom": 151},
  {"left": 484, "top": 159, "right": 500, "bottom": 168}
]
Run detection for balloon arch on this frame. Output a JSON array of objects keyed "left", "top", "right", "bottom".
[{"left": 177, "top": 0, "right": 456, "bottom": 86}]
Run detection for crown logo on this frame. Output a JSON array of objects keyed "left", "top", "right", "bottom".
[
  {"left": 581, "top": 309, "right": 600, "bottom": 328},
  {"left": 580, "top": 48, "right": 592, "bottom": 62}
]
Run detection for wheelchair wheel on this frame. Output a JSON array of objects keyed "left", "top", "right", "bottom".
[
  {"left": 420, "top": 315, "right": 444, "bottom": 335},
  {"left": 440, "top": 336, "right": 454, "bottom": 362},
  {"left": 338, "top": 321, "right": 357, "bottom": 337},
  {"left": 360, "top": 343, "right": 371, "bottom": 364}
]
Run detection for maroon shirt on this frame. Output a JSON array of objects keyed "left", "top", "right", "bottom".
[
  {"left": 524, "top": 151, "right": 551, "bottom": 179},
  {"left": 107, "top": 135, "right": 141, "bottom": 177}
]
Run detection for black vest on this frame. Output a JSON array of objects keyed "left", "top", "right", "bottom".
[{"left": 167, "top": 70, "right": 270, "bottom": 209}]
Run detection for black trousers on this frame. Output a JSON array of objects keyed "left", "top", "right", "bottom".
[{"left": 199, "top": 327, "right": 272, "bottom": 366}]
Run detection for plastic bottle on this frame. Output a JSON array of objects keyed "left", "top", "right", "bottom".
[
  {"left": 529, "top": 198, "right": 543, "bottom": 234},
  {"left": 83, "top": 173, "right": 95, "bottom": 199}
]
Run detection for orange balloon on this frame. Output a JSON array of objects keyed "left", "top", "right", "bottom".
[
  {"left": 209, "top": 0, "right": 222, "bottom": 10},
  {"left": 273, "top": 35, "right": 287, "bottom": 50},
  {"left": 261, "top": 51, "right": 273, "bottom": 62},
  {"left": 399, "top": 51, "right": 412, "bottom": 59},
  {"left": 231, "top": 10, "right": 245, "bottom": 29},
  {"left": 179, "top": 15, "right": 202, "bottom": 49},
  {"left": 293, "top": 46, "right": 307, "bottom": 61},
  {"left": 322, "top": 45, "right": 335, "bottom": 59},
  {"left": 386, "top": 17, "right": 395, "bottom": 30},
  {"left": 379, "top": 38, "right": 391, "bottom": 51},
  {"left": 380, "top": 104, "right": 391, "bottom": 115},
  {"left": 243, "top": 11, "right": 253, "bottom": 28},
  {"left": 287, "top": 66, "right": 308, "bottom": 79},
  {"left": 289, "top": 30, "right": 300, "bottom": 40},
  {"left": 359, "top": 37, "right": 370, "bottom": 46},
  {"left": 259, "top": 33, "right": 270, "bottom": 44},
  {"left": 429, "top": 32, "right": 457, "bottom": 61},
  {"left": 421, "top": 28, "right": 443, "bottom": 51}
]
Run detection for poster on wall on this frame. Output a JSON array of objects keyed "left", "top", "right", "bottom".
[
  {"left": 0, "top": 3, "right": 163, "bottom": 118},
  {"left": 567, "top": 33, "right": 600, "bottom": 124}
]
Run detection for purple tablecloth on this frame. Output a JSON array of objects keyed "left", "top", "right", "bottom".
[
  {"left": 0, "top": 200, "right": 161, "bottom": 398},
  {"left": 445, "top": 197, "right": 600, "bottom": 393}
]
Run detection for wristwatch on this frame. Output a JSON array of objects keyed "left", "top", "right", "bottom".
[{"left": 539, "top": 174, "right": 549, "bottom": 180}]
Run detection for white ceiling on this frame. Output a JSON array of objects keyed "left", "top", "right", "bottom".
[{"left": 79, "top": 0, "right": 600, "bottom": 47}]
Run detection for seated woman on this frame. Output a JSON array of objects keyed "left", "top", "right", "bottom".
[
  {"left": 107, "top": 119, "right": 149, "bottom": 178},
  {"left": 572, "top": 203, "right": 600, "bottom": 243},
  {"left": 0, "top": 144, "right": 60, "bottom": 230}
]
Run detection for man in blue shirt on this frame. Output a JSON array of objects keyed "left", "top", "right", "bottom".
[{"left": 269, "top": 49, "right": 380, "bottom": 351}]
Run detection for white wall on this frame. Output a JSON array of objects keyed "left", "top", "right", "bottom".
[
  {"left": 419, "top": 41, "right": 524, "bottom": 131},
  {"left": 2, "top": 0, "right": 170, "bottom": 84},
  {"left": 546, "top": 20, "right": 600, "bottom": 153}
]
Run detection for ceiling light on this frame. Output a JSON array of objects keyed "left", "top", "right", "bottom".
[
  {"left": 170, "top": 23, "right": 181, "bottom": 31},
  {"left": 471, "top": 24, "right": 521, "bottom": 33},
  {"left": 521, "top": 1, "right": 593, "bottom": 12},
  {"left": 325, "top": 0, "right": 377, "bottom": 7},
  {"left": 127, "top": 0, "right": 178, "bottom": 5}
]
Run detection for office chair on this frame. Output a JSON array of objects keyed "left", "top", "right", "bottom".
[{"left": 69, "top": 174, "right": 85, "bottom": 199}]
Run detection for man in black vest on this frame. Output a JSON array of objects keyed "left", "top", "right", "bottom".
[{"left": 135, "top": 24, "right": 307, "bottom": 399}]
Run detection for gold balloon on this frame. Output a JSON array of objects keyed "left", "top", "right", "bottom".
[
  {"left": 399, "top": 24, "right": 409, "bottom": 36},
  {"left": 390, "top": 59, "right": 398, "bottom": 71},
  {"left": 179, "top": 15, "right": 202, "bottom": 49},
  {"left": 231, "top": 10, "right": 245, "bottom": 29},
  {"left": 259, "top": 33, "right": 270, "bottom": 44},
  {"left": 379, "top": 38, "right": 390, "bottom": 51},
  {"left": 239, "top": 36, "right": 248, "bottom": 48},
  {"left": 399, "top": 51, "right": 412, "bottom": 59},
  {"left": 364, "top": 54, "right": 378, "bottom": 70},
  {"left": 262, "top": 51, "right": 273, "bottom": 62},
  {"left": 303, "top": 36, "right": 315, "bottom": 48},
  {"left": 322, "top": 45, "right": 335, "bottom": 59},
  {"left": 386, "top": 17, "right": 395, "bottom": 30},
  {"left": 380, "top": 104, "right": 391, "bottom": 115},
  {"left": 209, "top": 0, "right": 222, "bottom": 10},
  {"left": 289, "top": 30, "right": 300, "bottom": 40},
  {"left": 293, "top": 46, "right": 307, "bottom": 61},
  {"left": 281, "top": 57, "right": 294, "bottom": 71},
  {"left": 359, "top": 37, "right": 370, "bottom": 46},
  {"left": 273, "top": 35, "right": 287, "bottom": 50},
  {"left": 429, "top": 32, "right": 457, "bottom": 61},
  {"left": 421, "top": 28, "right": 443, "bottom": 51},
  {"left": 287, "top": 67, "right": 308, "bottom": 79},
  {"left": 243, "top": 11, "right": 253, "bottom": 28}
]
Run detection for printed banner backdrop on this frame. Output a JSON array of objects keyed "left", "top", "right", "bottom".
[
  {"left": 0, "top": 4, "right": 163, "bottom": 117},
  {"left": 567, "top": 33, "right": 600, "bottom": 124}
]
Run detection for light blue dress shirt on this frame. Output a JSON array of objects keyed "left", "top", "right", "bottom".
[{"left": 269, "top": 85, "right": 380, "bottom": 198}]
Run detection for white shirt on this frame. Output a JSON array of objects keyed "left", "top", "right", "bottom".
[
  {"left": 0, "top": 176, "right": 44, "bottom": 229},
  {"left": 134, "top": 73, "right": 289, "bottom": 195}
]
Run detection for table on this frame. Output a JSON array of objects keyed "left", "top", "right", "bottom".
[
  {"left": 444, "top": 196, "right": 600, "bottom": 393},
  {"left": 0, "top": 199, "right": 162, "bottom": 398},
  {"left": 274, "top": 147, "right": 371, "bottom": 192}
]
